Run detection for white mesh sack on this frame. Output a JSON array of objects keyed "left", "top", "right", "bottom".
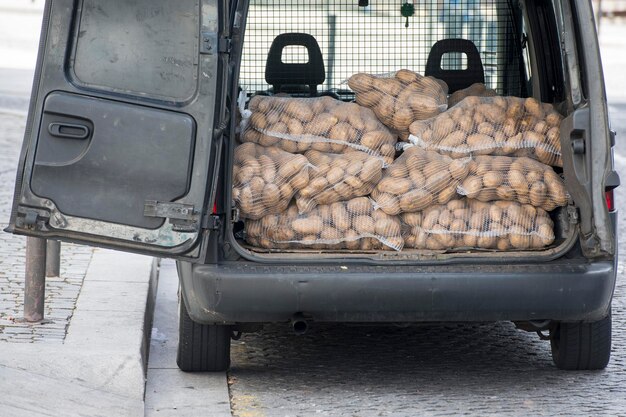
[
  {"left": 402, "top": 198, "right": 555, "bottom": 251},
  {"left": 245, "top": 197, "right": 404, "bottom": 251},
  {"left": 408, "top": 96, "right": 563, "bottom": 167},
  {"left": 241, "top": 95, "right": 397, "bottom": 165},
  {"left": 232, "top": 143, "right": 312, "bottom": 220},
  {"left": 296, "top": 149, "right": 384, "bottom": 213},
  {"left": 347, "top": 69, "right": 448, "bottom": 140},
  {"left": 371, "top": 147, "right": 472, "bottom": 215},
  {"left": 457, "top": 155, "right": 568, "bottom": 211}
]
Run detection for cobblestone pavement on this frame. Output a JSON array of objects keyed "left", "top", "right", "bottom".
[
  {"left": 227, "top": 25, "right": 626, "bottom": 417},
  {"left": 0, "top": 113, "right": 94, "bottom": 343}
]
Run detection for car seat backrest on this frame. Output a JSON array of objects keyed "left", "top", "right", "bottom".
[
  {"left": 265, "top": 33, "right": 325, "bottom": 96},
  {"left": 425, "top": 39, "right": 485, "bottom": 93}
]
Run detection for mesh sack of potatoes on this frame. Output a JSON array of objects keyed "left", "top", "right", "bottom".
[
  {"left": 408, "top": 96, "right": 564, "bottom": 167},
  {"left": 241, "top": 95, "right": 397, "bottom": 165},
  {"left": 295, "top": 149, "right": 384, "bottom": 213},
  {"left": 371, "top": 147, "right": 471, "bottom": 215},
  {"left": 457, "top": 155, "right": 568, "bottom": 211},
  {"left": 401, "top": 198, "right": 555, "bottom": 251},
  {"left": 448, "top": 82, "right": 497, "bottom": 108},
  {"left": 347, "top": 69, "right": 448, "bottom": 140},
  {"left": 232, "top": 143, "right": 312, "bottom": 220},
  {"left": 244, "top": 197, "right": 404, "bottom": 251}
]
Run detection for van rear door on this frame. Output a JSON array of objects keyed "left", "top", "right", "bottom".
[
  {"left": 559, "top": 0, "right": 618, "bottom": 257},
  {"left": 6, "top": 0, "right": 229, "bottom": 261}
]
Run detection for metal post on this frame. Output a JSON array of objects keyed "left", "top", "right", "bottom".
[
  {"left": 24, "top": 237, "right": 46, "bottom": 322},
  {"left": 46, "top": 240, "right": 61, "bottom": 277}
]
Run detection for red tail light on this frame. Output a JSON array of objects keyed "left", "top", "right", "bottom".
[
  {"left": 605, "top": 189, "right": 615, "bottom": 212},
  {"left": 213, "top": 201, "right": 218, "bottom": 214}
]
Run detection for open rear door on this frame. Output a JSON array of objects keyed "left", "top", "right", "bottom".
[{"left": 6, "top": 0, "right": 230, "bottom": 261}]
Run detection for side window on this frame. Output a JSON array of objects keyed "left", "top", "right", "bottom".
[{"left": 70, "top": 0, "right": 199, "bottom": 102}]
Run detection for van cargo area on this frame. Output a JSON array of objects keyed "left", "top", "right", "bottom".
[{"left": 224, "top": 0, "right": 580, "bottom": 261}]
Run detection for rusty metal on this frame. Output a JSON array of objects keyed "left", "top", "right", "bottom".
[
  {"left": 46, "top": 240, "right": 61, "bottom": 277},
  {"left": 24, "top": 237, "right": 46, "bottom": 322}
]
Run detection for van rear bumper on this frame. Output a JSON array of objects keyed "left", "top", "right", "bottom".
[{"left": 178, "top": 259, "right": 616, "bottom": 324}]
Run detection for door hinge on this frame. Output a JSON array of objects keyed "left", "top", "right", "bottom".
[
  {"left": 144, "top": 201, "right": 199, "bottom": 232},
  {"left": 202, "top": 214, "right": 222, "bottom": 230},
  {"left": 15, "top": 207, "right": 50, "bottom": 231},
  {"left": 200, "top": 32, "right": 231, "bottom": 55},
  {"left": 219, "top": 37, "right": 231, "bottom": 54},
  {"left": 567, "top": 205, "right": 580, "bottom": 225}
]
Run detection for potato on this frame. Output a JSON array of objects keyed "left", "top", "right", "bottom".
[
  {"left": 284, "top": 100, "right": 314, "bottom": 122},
  {"left": 399, "top": 189, "right": 433, "bottom": 212},
  {"left": 385, "top": 177, "right": 413, "bottom": 195},
  {"left": 460, "top": 176, "right": 483, "bottom": 199},
  {"left": 262, "top": 183, "right": 281, "bottom": 206},
  {"left": 292, "top": 216, "right": 323, "bottom": 235},
  {"left": 437, "top": 184, "right": 458, "bottom": 205},
  {"left": 509, "top": 225, "right": 531, "bottom": 249},
  {"left": 462, "top": 232, "right": 479, "bottom": 247},
  {"left": 422, "top": 210, "right": 441, "bottom": 230},
  {"left": 347, "top": 73, "right": 374, "bottom": 93},
  {"left": 496, "top": 185, "right": 515, "bottom": 200},
  {"left": 375, "top": 217, "right": 401, "bottom": 236},
  {"left": 352, "top": 215, "right": 375, "bottom": 234},
  {"left": 377, "top": 194, "right": 401, "bottom": 215},
  {"left": 529, "top": 181, "right": 548, "bottom": 208},
  {"left": 320, "top": 227, "right": 342, "bottom": 241},
  {"left": 402, "top": 212, "right": 423, "bottom": 227},
  {"left": 483, "top": 171, "right": 503, "bottom": 188},
  {"left": 279, "top": 182, "right": 294, "bottom": 200},
  {"left": 250, "top": 112, "right": 268, "bottom": 130},
  {"left": 395, "top": 69, "right": 420, "bottom": 84},
  {"left": 356, "top": 90, "right": 383, "bottom": 107}
]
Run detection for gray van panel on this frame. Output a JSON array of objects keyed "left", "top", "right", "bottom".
[
  {"left": 31, "top": 92, "right": 195, "bottom": 229},
  {"left": 72, "top": 0, "right": 199, "bottom": 102},
  {"left": 8, "top": 0, "right": 226, "bottom": 259}
]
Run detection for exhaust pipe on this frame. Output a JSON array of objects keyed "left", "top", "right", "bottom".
[{"left": 291, "top": 314, "right": 309, "bottom": 335}]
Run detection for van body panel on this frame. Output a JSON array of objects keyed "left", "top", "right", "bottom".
[
  {"left": 7, "top": 0, "right": 229, "bottom": 260},
  {"left": 180, "top": 258, "right": 615, "bottom": 324}
]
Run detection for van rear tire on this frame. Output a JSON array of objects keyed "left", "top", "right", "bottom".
[
  {"left": 549, "top": 311, "right": 611, "bottom": 370},
  {"left": 176, "top": 296, "right": 231, "bottom": 372}
]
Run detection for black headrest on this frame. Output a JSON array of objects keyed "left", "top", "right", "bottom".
[
  {"left": 425, "top": 39, "right": 485, "bottom": 93},
  {"left": 265, "top": 33, "right": 325, "bottom": 96}
]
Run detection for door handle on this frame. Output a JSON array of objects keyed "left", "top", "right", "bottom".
[{"left": 48, "top": 122, "right": 90, "bottom": 140}]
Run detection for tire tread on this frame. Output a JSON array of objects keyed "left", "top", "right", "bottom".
[
  {"left": 551, "top": 312, "right": 611, "bottom": 370},
  {"left": 177, "top": 297, "right": 231, "bottom": 372}
]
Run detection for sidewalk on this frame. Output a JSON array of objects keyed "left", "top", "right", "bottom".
[
  {"left": 0, "top": 250, "right": 157, "bottom": 417},
  {"left": 0, "top": 4, "right": 160, "bottom": 411}
]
